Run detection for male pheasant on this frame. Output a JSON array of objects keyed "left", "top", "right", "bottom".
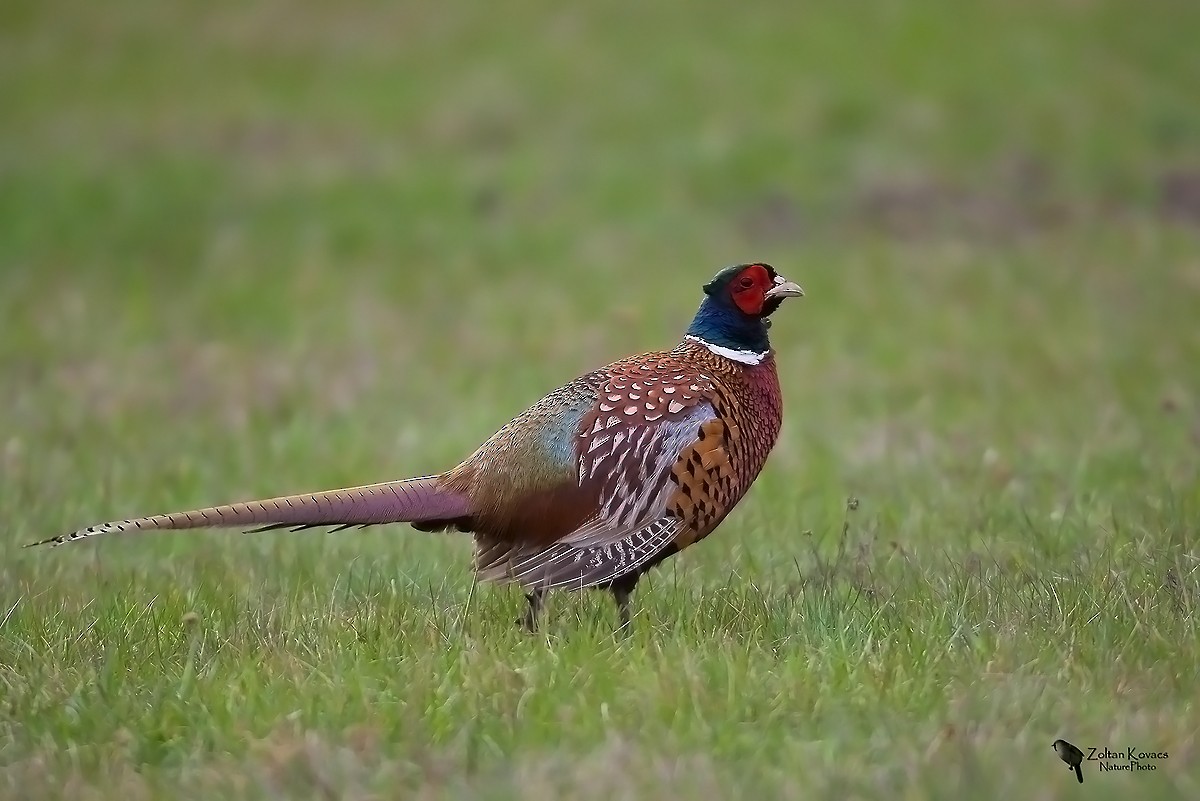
[{"left": 28, "top": 263, "right": 804, "bottom": 629}]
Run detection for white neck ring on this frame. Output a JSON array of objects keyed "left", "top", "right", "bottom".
[{"left": 684, "top": 334, "right": 769, "bottom": 365}]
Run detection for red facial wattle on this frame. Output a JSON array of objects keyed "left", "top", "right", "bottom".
[{"left": 730, "top": 263, "right": 774, "bottom": 316}]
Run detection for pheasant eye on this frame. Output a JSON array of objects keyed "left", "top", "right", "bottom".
[{"left": 737, "top": 276, "right": 755, "bottom": 289}]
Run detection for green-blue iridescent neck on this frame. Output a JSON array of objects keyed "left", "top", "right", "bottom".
[{"left": 685, "top": 295, "right": 771, "bottom": 353}]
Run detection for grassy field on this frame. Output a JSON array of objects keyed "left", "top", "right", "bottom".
[{"left": 2, "top": 1, "right": 1199, "bottom": 798}]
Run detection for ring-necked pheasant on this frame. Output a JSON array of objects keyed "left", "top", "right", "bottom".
[{"left": 27, "top": 263, "right": 803, "bottom": 629}]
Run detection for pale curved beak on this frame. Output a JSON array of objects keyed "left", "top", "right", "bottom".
[{"left": 765, "top": 279, "right": 804, "bottom": 299}]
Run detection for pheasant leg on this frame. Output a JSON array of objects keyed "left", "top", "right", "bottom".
[{"left": 519, "top": 588, "right": 546, "bottom": 632}]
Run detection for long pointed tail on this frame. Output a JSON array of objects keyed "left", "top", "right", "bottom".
[{"left": 25, "top": 475, "right": 472, "bottom": 548}]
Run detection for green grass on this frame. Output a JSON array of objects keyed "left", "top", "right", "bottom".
[{"left": 2, "top": 0, "right": 1199, "bottom": 798}]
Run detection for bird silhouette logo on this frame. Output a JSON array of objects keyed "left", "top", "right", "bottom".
[{"left": 1053, "top": 738, "right": 1085, "bottom": 784}]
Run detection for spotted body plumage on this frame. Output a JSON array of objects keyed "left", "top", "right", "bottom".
[{"left": 28, "top": 263, "right": 804, "bottom": 630}]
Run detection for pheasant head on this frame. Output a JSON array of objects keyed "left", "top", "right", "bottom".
[{"left": 685, "top": 262, "right": 804, "bottom": 360}]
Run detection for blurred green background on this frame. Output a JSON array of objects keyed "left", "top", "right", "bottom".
[{"left": 1, "top": 1, "right": 1198, "bottom": 799}]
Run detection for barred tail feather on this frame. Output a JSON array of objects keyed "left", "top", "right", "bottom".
[{"left": 25, "top": 475, "right": 471, "bottom": 548}]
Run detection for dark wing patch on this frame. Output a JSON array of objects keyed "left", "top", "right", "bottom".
[{"left": 476, "top": 518, "right": 682, "bottom": 590}]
